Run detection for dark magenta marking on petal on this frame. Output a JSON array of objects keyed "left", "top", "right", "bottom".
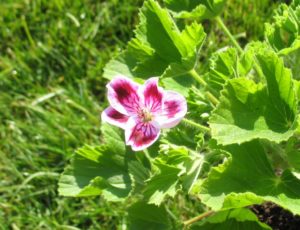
[
  {"left": 111, "top": 79, "right": 140, "bottom": 113},
  {"left": 143, "top": 80, "right": 163, "bottom": 112},
  {"left": 164, "top": 100, "right": 181, "bottom": 118},
  {"left": 107, "top": 107, "right": 129, "bottom": 123},
  {"left": 129, "top": 122, "right": 158, "bottom": 148}
]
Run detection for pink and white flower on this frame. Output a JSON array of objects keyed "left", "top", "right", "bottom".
[{"left": 101, "top": 76, "right": 187, "bottom": 151}]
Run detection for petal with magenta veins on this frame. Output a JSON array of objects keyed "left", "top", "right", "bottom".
[
  {"left": 107, "top": 76, "right": 141, "bottom": 115},
  {"left": 158, "top": 91, "right": 187, "bottom": 129},
  {"left": 139, "top": 77, "right": 163, "bottom": 113},
  {"left": 101, "top": 106, "right": 129, "bottom": 129},
  {"left": 125, "top": 117, "right": 161, "bottom": 151}
]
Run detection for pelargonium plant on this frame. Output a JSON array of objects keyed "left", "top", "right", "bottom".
[{"left": 59, "top": 0, "right": 300, "bottom": 229}]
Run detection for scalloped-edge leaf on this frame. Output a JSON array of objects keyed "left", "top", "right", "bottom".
[
  {"left": 199, "top": 140, "right": 300, "bottom": 215},
  {"left": 206, "top": 47, "right": 254, "bottom": 94},
  {"left": 265, "top": 3, "right": 300, "bottom": 54},
  {"left": 142, "top": 141, "right": 205, "bottom": 205},
  {"left": 103, "top": 0, "right": 206, "bottom": 83},
  {"left": 144, "top": 162, "right": 181, "bottom": 205},
  {"left": 265, "top": 2, "right": 300, "bottom": 79},
  {"left": 209, "top": 50, "right": 298, "bottom": 145},
  {"left": 58, "top": 145, "right": 132, "bottom": 201},
  {"left": 58, "top": 124, "right": 151, "bottom": 201}
]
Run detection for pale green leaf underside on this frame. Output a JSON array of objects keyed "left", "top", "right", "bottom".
[
  {"left": 199, "top": 141, "right": 300, "bottom": 215},
  {"left": 191, "top": 208, "right": 271, "bottom": 230},
  {"left": 209, "top": 51, "right": 298, "bottom": 145}
]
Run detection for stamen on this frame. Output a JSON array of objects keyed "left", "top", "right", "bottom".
[{"left": 139, "top": 108, "right": 153, "bottom": 122}]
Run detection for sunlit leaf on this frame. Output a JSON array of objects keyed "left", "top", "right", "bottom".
[
  {"left": 58, "top": 124, "right": 149, "bottom": 201},
  {"left": 205, "top": 47, "right": 254, "bottom": 94},
  {"left": 199, "top": 140, "right": 300, "bottom": 215},
  {"left": 103, "top": 0, "right": 206, "bottom": 96},
  {"left": 209, "top": 50, "right": 298, "bottom": 145},
  {"left": 265, "top": 1, "right": 300, "bottom": 79}
]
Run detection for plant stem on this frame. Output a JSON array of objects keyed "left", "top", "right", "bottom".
[
  {"left": 183, "top": 210, "right": 215, "bottom": 227},
  {"left": 189, "top": 69, "right": 219, "bottom": 105},
  {"left": 205, "top": 92, "right": 219, "bottom": 106},
  {"left": 215, "top": 16, "right": 243, "bottom": 53},
  {"left": 182, "top": 118, "right": 210, "bottom": 132},
  {"left": 189, "top": 69, "right": 208, "bottom": 87}
]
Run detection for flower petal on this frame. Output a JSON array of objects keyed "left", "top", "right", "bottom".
[
  {"left": 107, "top": 76, "right": 141, "bottom": 115},
  {"left": 158, "top": 91, "right": 187, "bottom": 128},
  {"left": 125, "top": 117, "right": 160, "bottom": 151},
  {"left": 101, "top": 106, "right": 129, "bottom": 129},
  {"left": 139, "top": 77, "right": 163, "bottom": 113}
]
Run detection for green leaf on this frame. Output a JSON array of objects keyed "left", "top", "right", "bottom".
[
  {"left": 295, "top": 80, "right": 300, "bottom": 99},
  {"left": 286, "top": 137, "right": 300, "bottom": 172},
  {"left": 159, "top": 144, "right": 204, "bottom": 192},
  {"left": 265, "top": 3, "right": 300, "bottom": 54},
  {"left": 101, "top": 123, "right": 126, "bottom": 154},
  {"left": 58, "top": 124, "right": 150, "bottom": 201},
  {"left": 206, "top": 47, "right": 254, "bottom": 94},
  {"left": 144, "top": 162, "right": 181, "bottom": 205},
  {"left": 58, "top": 145, "right": 132, "bottom": 201},
  {"left": 128, "top": 159, "right": 151, "bottom": 193},
  {"left": 164, "top": 0, "right": 225, "bottom": 20},
  {"left": 265, "top": 2, "right": 300, "bottom": 79},
  {"left": 199, "top": 140, "right": 300, "bottom": 215},
  {"left": 161, "top": 74, "right": 195, "bottom": 97},
  {"left": 103, "top": 0, "right": 206, "bottom": 92},
  {"left": 209, "top": 50, "right": 298, "bottom": 145},
  {"left": 128, "top": 201, "right": 172, "bottom": 230},
  {"left": 143, "top": 142, "right": 205, "bottom": 205},
  {"left": 191, "top": 208, "right": 271, "bottom": 230}
]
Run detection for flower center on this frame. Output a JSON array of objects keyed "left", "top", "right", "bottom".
[{"left": 139, "top": 108, "right": 153, "bottom": 122}]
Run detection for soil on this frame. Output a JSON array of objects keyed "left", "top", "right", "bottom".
[{"left": 251, "top": 202, "right": 300, "bottom": 230}]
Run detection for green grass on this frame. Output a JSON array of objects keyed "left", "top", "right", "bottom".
[
  {"left": 0, "top": 0, "right": 142, "bottom": 228},
  {"left": 0, "top": 0, "right": 290, "bottom": 229}
]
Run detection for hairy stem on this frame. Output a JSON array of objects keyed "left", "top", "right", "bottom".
[
  {"left": 182, "top": 118, "right": 210, "bottom": 132},
  {"left": 189, "top": 69, "right": 219, "bottom": 106},
  {"left": 183, "top": 210, "right": 215, "bottom": 227},
  {"left": 189, "top": 69, "right": 208, "bottom": 87},
  {"left": 215, "top": 16, "right": 243, "bottom": 53}
]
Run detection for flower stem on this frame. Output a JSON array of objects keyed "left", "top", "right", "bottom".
[
  {"left": 183, "top": 210, "right": 215, "bottom": 227},
  {"left": 215, "top": 16, "right": 243, "bottom": 53},
  {"left": 182, "top": 118, "right": 210, "bottom": 132},
  {"left": 189, "top": 69, "right": 219, "bottom": 106}
]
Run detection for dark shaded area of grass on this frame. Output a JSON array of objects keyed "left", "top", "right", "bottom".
[{"left": 0, "top": 0, "right": 290, "bottom": 229}]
